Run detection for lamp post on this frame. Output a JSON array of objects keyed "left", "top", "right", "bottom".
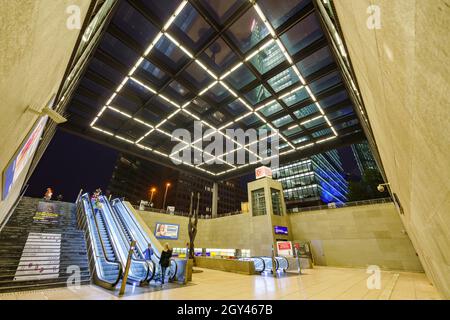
[
  {"left": 149, "top": 187, "right": 156, "bottom": 206},
  {"left": 162, "top": 182, "right": 171, "bottom": 210}
]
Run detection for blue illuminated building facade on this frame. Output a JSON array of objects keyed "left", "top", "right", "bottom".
[{"left": 273, "top": 150, "right": 348, "bottom": 209}]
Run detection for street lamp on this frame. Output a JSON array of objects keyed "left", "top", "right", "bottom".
[
  {"left": 162, "top": 182, "right": 171, "bottom": 210},
  {"left": 149, "top": 187, "right": 156, "bottom": 206}
]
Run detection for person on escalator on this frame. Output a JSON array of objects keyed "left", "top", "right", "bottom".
[
  {"left": 143, "top": 243, "right": 154, "bottom": 260},
  {"left": 159, "top": 243, "right": 172, "bottom": 286},
  {"left": 92, "top": 188, "right": 103, "bottom": 215}
]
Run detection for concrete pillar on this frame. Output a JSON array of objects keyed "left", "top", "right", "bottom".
[{"left": 211, "top": 182, "right": 218, "bottom": 218}]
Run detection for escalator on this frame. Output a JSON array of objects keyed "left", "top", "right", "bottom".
[
  {"left": 97, "top": 196, "right": 152, "bottom": 285},
  {"left": 111, "top": 198, "right": 178, "bottom": 282},
  {"left": 238, "top": 256, "right": 289, "bottom": 274},
  {"left": 77, "top": 194, "right": 122, "bottom": 289}
]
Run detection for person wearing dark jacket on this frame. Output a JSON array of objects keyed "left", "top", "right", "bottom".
[{"left": 159, "top": 243, "right": 172, "bottom": 285}]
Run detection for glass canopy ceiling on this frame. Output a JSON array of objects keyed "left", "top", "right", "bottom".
[{"left": 64, "top": 0, "right": 364, "bottom": 180}]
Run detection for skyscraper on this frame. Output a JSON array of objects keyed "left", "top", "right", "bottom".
[
  {"left": 351, "top": 141, "right": 378, "bottom": 176},
  {"left": 273, "top": 150, "right": 348, "bottom": 210}
]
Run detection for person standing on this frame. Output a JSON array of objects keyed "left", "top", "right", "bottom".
[
  {"left": 143, "top": 243, "right": 154, "bottom": 261},
  {"left": 159, "top": 243, "right": 172, "bottom": 286},
  {"left": 44, "top": 188, "right": 53, "bottom": 201}
]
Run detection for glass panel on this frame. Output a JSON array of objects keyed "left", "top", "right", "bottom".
[
  {"left": 88, "top": 57, "right": 123, "bottom": 84},
  {"left": 99, "top": 33, "right": 140, "bottom": 67},
  {"left": 170, "top": 3, "right": 215, "bottom": 51},
  {"left": 227, "top": 99, "right": 247, "bottom": 115},
  {"left": 281, "top": 87, "right": 309, "bottom": 106},
  {"left": 258, "top": 0, "right": 311, "bottom": 29},
  {"left": 292, "top": 136, "right": 309, "bottom": 144},
  {"left": 181, "top": 62, "right": 215, "bottom": 91},
  {"left": 142, "top": 0, "right": 182, "bottom": 24},
  {"left": 280, "top": 13, "right": 323, "bottom": 55},
  {"left": 260, "top": 101, "right": 283, "bottom": 117},
  {"left": 153, "top": 35, "right": 189, "bottom": 67},
  {"left": 312, "top": 128, "right": 332, "bottom": 138},
  {"left": 283, "top": 125, "right": 302, "bottom": 136},
  {"left": 138, "top": 59, "right": 168, "bottom": 88},
  {"left": 267, "top": 67, "right": 299, "bottom": 92},
  {"left": 226, "top": 65, "right": 256, "bottom": 89},
  {"left": 296, "top": 46, "right": 334, "bottom": 78},
  {"left": 113, "top": 2, "right": 158, "bottom": 48},
  {"left": 303, "top": 117, "right": 326, "bottom": 129},
  {"left": 309, "top": 71, "right": 342, "bottom": 94},
  {"left": 227, "top": 8, "right": 269, "bottom": 53},
  {"left": 245, "top": 85, "right": 271, "bottom": 105},
  {"left": 251, "top": 188, "right": 266, "bottom": 216},
  {"left": 200, "top": 38, "right": 239, "bottom": 75},
  {"left": 319, "top": 90, "right": 348, "bottom": 108},
  {"left": 249, "top": 41, "right": 286, "bottom": 75},
  {"left": 293, "top": 103, "right": 316, "bottom": 118},
  {"left": 273, "top": 114, "right": 293, "bottom": 128},
  {"left": 199, "top": 0, "right": 245, "bottom": 25},
  {"left": 189, "top": 98, "right": 211, "bottom": 114},
  {"left": 271, "top": 188, "right": 283, "bottom": 216},
  {"left": 205, "top": 83, "right": 230, "bottom": 102}
]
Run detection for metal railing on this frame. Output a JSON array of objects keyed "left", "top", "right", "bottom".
[
  {"left": 132, "top": 205, "right": 243, "bottom": 219},
  {"left": 287, "top": 197, "right": 392, "bottom": 214}
]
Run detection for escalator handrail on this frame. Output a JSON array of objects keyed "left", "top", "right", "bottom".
[
  {"left": 80, "top": 194, "right": 123, "bottom": 287},
  {"left": 101, "top": 196, "right": 151, "bottom": 282},
  {"left": 113, "top": 199, "right": 178, "bottom": 280},
  {"left": 110, "top": 201, "right": 154, "bottom": 283},
  {"left": 112, "top": 199, "right": 162, "bottom": 260}
]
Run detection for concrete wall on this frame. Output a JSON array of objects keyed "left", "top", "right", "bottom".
[
  {"left": 290, "top": 203, "right": 423, "bottom": 272},
  {"left": 0, "top": 0, "right": 90, "bottom": 225},
  {"left": 135, "top": 202, "right": 423, "bottom": 272},
  {"left": 135, "top": 209, "right": 275, "bottom": 256},
  {"left": 333, "top": 0, "right": 449, "bottom": 298}
]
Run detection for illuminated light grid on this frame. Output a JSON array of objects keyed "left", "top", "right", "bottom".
[
  {"left": 251, "top": 0, "right": 338, "bottom": 140},
  {"left": 88, "top": 0, "right": 341, "bottom": 177}
]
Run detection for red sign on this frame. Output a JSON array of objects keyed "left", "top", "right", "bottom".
[
  {"left": 277, "top": 242, "right": 292, "bottom": 250},
  {"left": 255, "top": 166, "right": 272, "bottom": 179}
]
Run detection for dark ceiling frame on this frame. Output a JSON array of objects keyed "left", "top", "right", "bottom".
[{"left": 63, "top": 0, "right": 365, "bottom": 181}]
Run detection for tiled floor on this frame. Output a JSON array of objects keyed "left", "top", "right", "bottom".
[{"left": 0, "top": 267, "right": 442, "bottom": 300}]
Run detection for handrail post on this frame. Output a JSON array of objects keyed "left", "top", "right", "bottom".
[{"left": 119, "top": 240, "right": 136, "bottom": 296}]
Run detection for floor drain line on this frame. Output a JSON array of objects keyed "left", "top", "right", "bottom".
[{"left": 379, "top": 273, "right": 399, "bottom": 300}]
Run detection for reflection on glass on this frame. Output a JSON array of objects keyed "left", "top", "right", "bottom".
[
  {"left": 258, "top": 0, "right": 311, "bottom": 29},
  {"left": 251, "top": 188, "right": 266, "bottom": 216},
  {"left": 280, "top": 13, "right": 323, "bottom": 55},
  {"left": 271, "top": 188, "right": 283, "bottom": 216}
]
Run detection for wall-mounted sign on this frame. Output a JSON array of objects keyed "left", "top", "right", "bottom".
[
  {"left": 155, "top": 223, "right": 179, "bottom": 240},
  {"left": 2, "top": 116, "right": 48, "bottom": 200},
  {"left": 274, "top": 225, "right": 288, "bottom": 235},
  {"left": 277, "top": 241, "right": 293, "bottom": 257},
  {"left": 255, "top": 166, "right": 272, "bottom": 179}
]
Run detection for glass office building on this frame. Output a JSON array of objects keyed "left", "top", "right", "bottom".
[
  {"left": 351, "top": 141, "right": 378, "bottom": 176},
  {"left": 273, "top": 150, "right": 348, "bottom": 210}
]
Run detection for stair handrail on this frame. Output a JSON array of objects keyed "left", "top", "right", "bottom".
[
  {"left": 101, "top": 196, "right": 151, "bottom": 283},
  {"left": 79, "top": 193, "right": 123, "bottom": 287}
]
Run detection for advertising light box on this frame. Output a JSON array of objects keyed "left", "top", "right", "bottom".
[
  {"left": 274, "top": 225, "right": 288, "bottom": 235},
  {"left": 155, "top": 223, "right": 179, "bottom": 240}
]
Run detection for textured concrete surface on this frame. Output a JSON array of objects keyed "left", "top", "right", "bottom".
[
  {"left": 333, "top": 0, "right": 450, "bottom": 298},
  {"left": 290, "top": 203, "right": 423, "bottom": 272},
  {"left": 0, "top": 0, "right": 90, "bottom": 225},
  {"left": 135, "top": 202, "right": 423, "bottom": 273}
]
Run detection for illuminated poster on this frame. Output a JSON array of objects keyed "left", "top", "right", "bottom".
[
  {"left": 155, "top": 223, "right": 179, "bottom": 240},
  {"left": 33, "top": 202, "right": 60, "bottom": 225},
  {"left": 277, "top": 241, "right": 293, "bottom": 257},
  {"left": 14, "top": 233, "right": 61, "bottom": 281},
  {"left": 2, "top": 116, "right": 48, "bottom": 200}
]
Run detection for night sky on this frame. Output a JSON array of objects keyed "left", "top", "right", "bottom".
[
  {"left": 26, "top": 129, "right": 118, "bottom": 202},
  {"left": 26, "top": 129, "right": 360, "bottom": 202}
]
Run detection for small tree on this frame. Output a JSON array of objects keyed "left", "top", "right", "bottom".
[{"left": 187, "top": 192, "right": 200, "bottom": 259}]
